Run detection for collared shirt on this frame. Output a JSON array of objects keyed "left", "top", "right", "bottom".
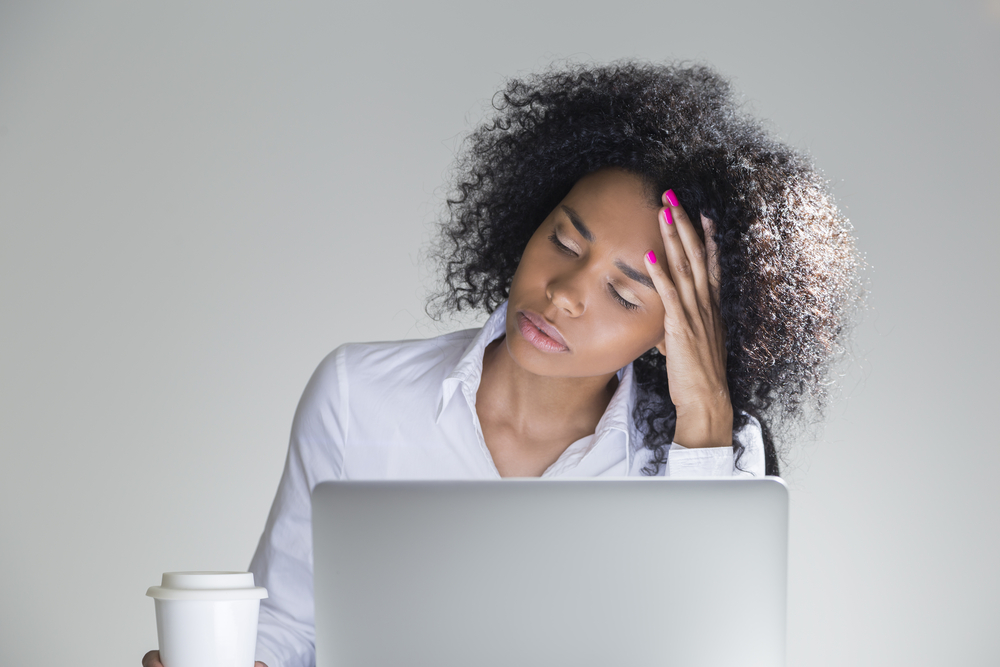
[{"left": 249, "top": 302, "right": 765, "bottom": 667}]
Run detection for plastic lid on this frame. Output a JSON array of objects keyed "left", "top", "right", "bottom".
[{"left": 146, "top": 571, "right": 268, "bottom": 601}]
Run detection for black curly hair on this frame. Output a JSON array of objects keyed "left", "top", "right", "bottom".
[{"left": 428, "top": 61, "right": 862, "bottom": 476}]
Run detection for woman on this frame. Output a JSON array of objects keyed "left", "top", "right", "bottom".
[{"left": 143, "top": 61, "right": 860, "bottom": 667}]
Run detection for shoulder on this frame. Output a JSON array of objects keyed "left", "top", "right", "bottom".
[
  {"left": 304, "top": 327, "right": 480, "bottom": 402},
  {"left": 290, "top": 327, "right": 481, "bottom": 446}
]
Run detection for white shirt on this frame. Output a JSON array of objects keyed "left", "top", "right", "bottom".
[{"left": 248, "top": 302, "right": 765, "bottom": 667}]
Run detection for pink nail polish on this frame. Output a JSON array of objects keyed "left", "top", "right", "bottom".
[
  {"left": 662, "top": 208, "right": 673, "bottom": 225},
  {"left": 665, "top": 189, "right": 679, "bottom": 207},
  {"left": 646, "top": 251, "right": 657, "bottom": 264}
]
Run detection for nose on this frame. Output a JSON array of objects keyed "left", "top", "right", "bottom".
[{"left": 546, "top": 268, "right": 586, "bottom": 317}]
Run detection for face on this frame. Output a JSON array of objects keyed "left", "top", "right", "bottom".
[{"left": 505, "top": 168, "right": 667, "bottom": 379}]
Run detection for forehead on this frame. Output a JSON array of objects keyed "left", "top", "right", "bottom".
[{"left": 559, "top": 168, "right": 662, "bottom": 243}]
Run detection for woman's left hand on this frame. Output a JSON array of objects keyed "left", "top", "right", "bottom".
[{"left": 643, "top": 190, "right": 734, "bottom": 448}]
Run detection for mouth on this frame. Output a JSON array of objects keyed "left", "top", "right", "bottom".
[{"left": 516, "top": 310, "right": 570, "bottom": 353}]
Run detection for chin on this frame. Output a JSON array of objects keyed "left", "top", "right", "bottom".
[{"left": 505, "top": 335, "right": 629, "bottom": 380}]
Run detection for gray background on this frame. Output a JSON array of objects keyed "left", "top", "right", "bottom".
[{"left": 1, "top": 0, "right": 997, "bottom": 665}]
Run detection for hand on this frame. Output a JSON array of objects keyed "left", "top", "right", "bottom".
[
  {"left": 142, "top": 650, "right": 268, "bottom": 667},
  {"left": 643, "top": 189, "right": 733, "bottom": 448}
]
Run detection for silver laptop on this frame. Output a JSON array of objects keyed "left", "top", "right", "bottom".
[{"left": 312, "top": 478, "right": 788, "bottom": 667}]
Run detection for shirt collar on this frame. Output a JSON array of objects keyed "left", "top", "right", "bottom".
[
  {"left": 436, "top": 302, "right": 509, "bottom": 421},
  {"left": 436, "top": 301, "right": 638, "bottom": 470}
]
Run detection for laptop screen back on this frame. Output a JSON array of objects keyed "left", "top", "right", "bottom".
[{"left": 312, "top": 478, "right": 788, "bottom": 667}]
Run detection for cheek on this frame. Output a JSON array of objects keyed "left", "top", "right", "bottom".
[
  {"left": 630, "top": 314, "right": 666, "bottom": 358},
  {"left": 607, "top": 300, "right": 664, "bottom": 339},
  {"left": 640, "top": 310, "right": 666, "bottom": 348},
  {"left": 586, "top": 309, "right": 664, "bottom": 364},
  {"left": 509, "top": 242, "right": 549, "bottom": 292}
]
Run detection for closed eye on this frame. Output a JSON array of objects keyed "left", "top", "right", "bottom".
[
  {"left": 548, "top": 231, "right": 578, "bottom": 256},
  {"left": 608, "top": 284, "right": 639, "bottom": 310}
]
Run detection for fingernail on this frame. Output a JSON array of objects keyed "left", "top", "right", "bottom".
[
  {"left": 646, "top": 251, "right": 657, "bottom": 264},
  {"left": 665, "top": 189, "right": 679, "bottom": 207},
  {"left": 661, "top": 208, "right": 673, "bottom": 225}
]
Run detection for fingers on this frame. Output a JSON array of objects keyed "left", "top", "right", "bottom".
[
  {"left": 141, "top": 649, "right": 265, "bottom": 667},
  {"left": 643, "top": 240, "right": 684, "bottom": 340},
  {"left": 658, "top": 190, "right": 712, "bottom": 319}
]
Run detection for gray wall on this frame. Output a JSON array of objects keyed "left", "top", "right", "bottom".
[{"left": 1, "top": 1, "right": 997, "bottom": 665}]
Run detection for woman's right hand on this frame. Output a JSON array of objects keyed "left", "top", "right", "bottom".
[{"left": 142, "top": 650, "right": 267, "bottom": 667}]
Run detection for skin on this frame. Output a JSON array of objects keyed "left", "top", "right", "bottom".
[
  {"left": 142, "top": 652, "right": 267, "bottom": 667},
  {"left": 476, "top": 167, "right": 732, "bottom": 477},
  {"left": 141, "top": 167, "right": 732, "bottom": 664}
]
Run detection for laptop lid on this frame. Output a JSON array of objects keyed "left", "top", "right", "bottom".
[{"left": 312, "top": 478, "right": 788, "bottom": 667}]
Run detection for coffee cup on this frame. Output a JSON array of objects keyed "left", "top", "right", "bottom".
[{"left": 146, "top": 571, "right": 268, "bottom": 667}]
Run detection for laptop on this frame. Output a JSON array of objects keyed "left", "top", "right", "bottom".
[{"left": 312, "top": 478, "right": 788, "bottom": 667}]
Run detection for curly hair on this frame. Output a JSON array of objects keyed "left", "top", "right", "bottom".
[{"left": 428, "top": 61, "right": 862, "bottom": 476}]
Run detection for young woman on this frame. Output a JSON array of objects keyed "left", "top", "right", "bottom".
[{"left": 143, "top": 61, "right": 860, "bottom": 667}]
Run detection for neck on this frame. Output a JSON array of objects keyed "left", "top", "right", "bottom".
[{"left": 477, "top": 336, "right": 619, "bottom": 441}]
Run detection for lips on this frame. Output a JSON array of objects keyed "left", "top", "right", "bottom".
[{"left": 517, "top": 310, "right": 569, "bottom": 353}]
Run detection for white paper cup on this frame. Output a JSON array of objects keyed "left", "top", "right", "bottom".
[{"left": 147, "top": 571, "right": 268, "bottom": 667}]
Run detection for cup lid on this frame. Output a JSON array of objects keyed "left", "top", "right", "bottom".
[{"left": 146, "top": 571, "right": 268, "bottom": 601}]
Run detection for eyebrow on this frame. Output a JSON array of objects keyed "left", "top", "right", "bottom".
[
  {"left": 561, "top": 205, "right": 594, "bottom": 242},
  {"left": 615, "top": 260, "right": 655, "bottom": 291},
  {"left": 560, "top": 205, "right": 655, "bottom": 291}
]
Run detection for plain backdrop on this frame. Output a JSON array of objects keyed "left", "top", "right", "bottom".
[{"left": 1, "top": 1, "right": 997, "bottom": 665}]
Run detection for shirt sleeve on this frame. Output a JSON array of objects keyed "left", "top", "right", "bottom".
[
  {"left": 663, "top": 413, "right": 766, "bottom": 478},
  {"left": 249, "top": 347, "right": 350, "bottom": 667}
]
